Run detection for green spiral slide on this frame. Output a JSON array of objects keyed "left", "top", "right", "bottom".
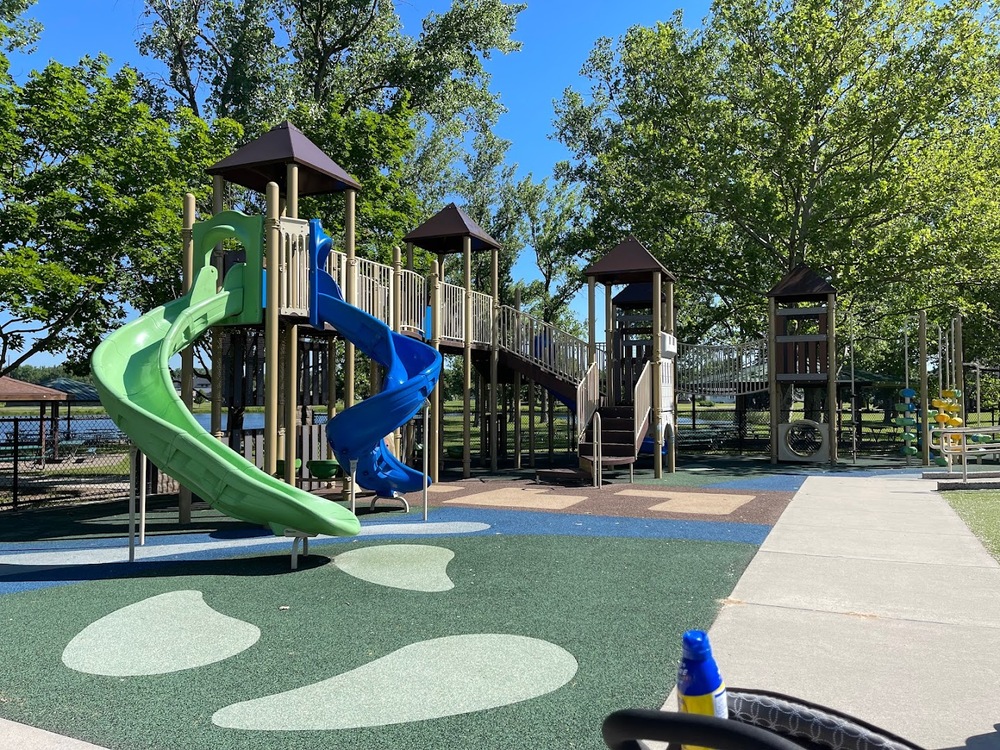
[{"left": 91, "top": 211, "right": 360, "bottom": 538}]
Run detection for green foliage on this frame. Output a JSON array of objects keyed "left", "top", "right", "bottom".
[
  {"left": 555, "top": 0, "right": 1000, "bottom": 360},
  {"left": 140, "top": 0, "right": 527, "bottom": 265},
  {"left": 519, "top": 176, "right": 588, "bottom": 327},
  {"left": 0, "top": 54, "right": 241, "bottom": 374},
  {"left": 7, "top": 363, "right": 87, "bottom": 384}
]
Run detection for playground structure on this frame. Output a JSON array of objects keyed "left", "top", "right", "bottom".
[
  {"left": 91, "top": 122, "right": 686, "bottom": 539},
  {"left": 90, "top": 121, "right": 1000, "bottom": 539}
]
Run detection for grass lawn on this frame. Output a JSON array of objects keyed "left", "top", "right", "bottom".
[{"left": 944, "top": 489, "right": 1000, "bottom": 561}]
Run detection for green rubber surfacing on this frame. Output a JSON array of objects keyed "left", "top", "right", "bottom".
[{"left": 0, "top": 535, "right": 755, "bottom": 750}]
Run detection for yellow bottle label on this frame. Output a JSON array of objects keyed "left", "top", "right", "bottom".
[{"left": 679, "top": 684, "right": 727, "bottom": 750}]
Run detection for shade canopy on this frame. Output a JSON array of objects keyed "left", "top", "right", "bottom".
[
  {"left": 767, "top": 264, "right": 837, "bottom": 302},
  {"left": 207, "top": 121, "right": 361, "bottom": 195},
  {"left": 584, "top": 236, "right": 675, "bottom": 285},
  {"left": 0, "top": 377, "right": 68, "bottom": 403},
  {"left": 403, "top": 203, "right": 501, "bottom": 254}
]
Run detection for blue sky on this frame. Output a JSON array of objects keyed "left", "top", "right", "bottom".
[{"left": 8, "top": 0, "right": 710, "bottom": 366}]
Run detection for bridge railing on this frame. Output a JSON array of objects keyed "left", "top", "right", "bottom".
[{"left": 496, "top": 306, "right": 590, "bottom": 384}]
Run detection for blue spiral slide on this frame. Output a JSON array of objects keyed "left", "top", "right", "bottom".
[{"left": 309, "top": 220, "right": 442, "bottom": 498}]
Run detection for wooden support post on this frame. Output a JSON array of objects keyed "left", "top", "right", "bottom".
[
  {"left": 490, "top": 246, "right": 499, "bottom": 472},
  {"left": 344, "top": 189, "right": 356, "bottom": 412},
  {"left": 528, "top": 379, "right": 536, "bottom": 468},
  {"left": 652, "top": 272, "right": 663, "bottom": 479},
  {"left": 429, "top": 259, "right": 442, "bottom": 482},
  {"left": 588, "top": 277, "right": 597, "bottom": 366},
  {"left": 768, "top": 296, "right": 778, "bottom": 464},
  {"left": 462, "top": 235, "right": 472, "bottom": 478},
  {"left": 827, "top": 291, "right": 838, "bottom": 464},
  {"left": 264, "top": 182, "right": 280, "bottom": 478},
  {"left": 513, "top": 288, "right": 522, "bottom": 469},
  {"left": 211, "top": 175, "right": 225, "bottom": 442},
  {"left": 283, "top": 323, "right": 299, "bottom": 485}
]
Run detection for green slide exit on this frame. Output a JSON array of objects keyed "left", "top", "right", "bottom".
[{"left": 91, "top": 211, "right": 360, "bottom": 538}]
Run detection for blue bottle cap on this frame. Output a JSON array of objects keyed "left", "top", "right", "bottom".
[{"left": 681, "top": 629, "right": 712, "bottom": 661}]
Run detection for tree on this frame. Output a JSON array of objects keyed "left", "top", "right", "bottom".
[
  {"left": 139, "top": 0, "right": 526, "bottom": 262},
  {"left": 555, "top": 0, "right": 1000, "bottom": 350},
  {"left": 518, "top": 176, "right": 587, "bottom": 334},
  {"left": 0, "top": 54, "right": 240, "bottom": 376}
]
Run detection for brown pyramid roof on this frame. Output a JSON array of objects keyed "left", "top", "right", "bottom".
[
  {"left": 767, "top": 264, "right": 837, "bottom": 302},
  {"left": 583, "top": 236, "right": 675, "bottom": 284},
  {"left": 612, "top": 282, "right": 666, "bottom": 309},
  {"left": 403, "top": 203, "right": 501, "bottom": 254},
  {"left": 0, "top": 377, "right": 68, "bottom": 402},
  {"left": 207, "top": 121, "right": 361, "bottom": 195}
]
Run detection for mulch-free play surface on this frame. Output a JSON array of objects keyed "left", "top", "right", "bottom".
[
  {"left": 0, "top": 460, "right": 804, "bottom": 749},
  {"left": 0, "top": 534, "right": 755, "bottom": 750}
]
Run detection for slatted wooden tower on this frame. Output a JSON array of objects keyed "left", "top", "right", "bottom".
[{"left": 767, "top": 265, "right": 838, "bottom": 465}]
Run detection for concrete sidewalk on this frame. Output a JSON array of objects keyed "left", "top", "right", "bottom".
[{"left": 705, "top": 473, "right": 1000, "bottom": 749}]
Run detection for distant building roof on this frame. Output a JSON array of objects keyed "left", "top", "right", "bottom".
[
  {"left": 767, "top": 264, "right": 837, "bottom": 302},
  {"left": 41, "top": 377, "right": 102, "bottom": 404},
  {"left": 403, "top": 203, "right": 501, "bottom": 254},
  {"left": 207, "top": 121, "right": 361, "bottom": 195},
  {"left": 584, "top": 237, "right": 675, "bottom": 285},
  {"left": 0, "top": 377, "right": 68, "bottom": 402}
]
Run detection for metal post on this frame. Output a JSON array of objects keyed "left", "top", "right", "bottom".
[
  {"left": 139, "top": 451, "right": 147, "bottom": 545},
  {"left": 349, "top": 459, "right": 358, "bottom": 515},
  {"left": 179, "top": 192, "right": 196, "bottom": 522},
  {"left": 919, "top": 310, "right": 930, "bottom": 466},
  {"left": 422, "top": 401, "right": 429, "bottom": 522},
  {"left": 128, "top": 445, "right": 136, "bottom": 563}
]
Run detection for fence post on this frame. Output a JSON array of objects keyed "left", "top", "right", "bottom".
[{"left": 12, "top": 417, "right": 19, "bottom": 510}]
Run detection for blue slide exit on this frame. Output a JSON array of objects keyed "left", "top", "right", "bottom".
[{"left": 309, "top": 220, "right": 442, "bottom": 498}]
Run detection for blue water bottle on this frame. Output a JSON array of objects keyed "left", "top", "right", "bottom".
[{"left": 677, "top": 629, "right": 727, "bottom": 749}]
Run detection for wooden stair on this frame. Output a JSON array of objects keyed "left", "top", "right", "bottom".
[{"left": 579, "top": 405, "right": 642, "bottom": 468}]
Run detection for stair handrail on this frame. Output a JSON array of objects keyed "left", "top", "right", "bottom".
[
  {"left": 634, "top": 359, "right": 653, "bottom": 454},
  {"left": 576, "top": 361, "right": 601, "bottom": 445},
  {"left": 592, "top": 410, "right": 603, "bottom": 489},
  {"left": 498, "top": 305, "right": 591, "bottom": 384}
]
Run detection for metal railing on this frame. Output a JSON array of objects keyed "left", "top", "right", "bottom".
[
  {"left": 471, "top": 290, "right": 493, "bottom": 345},
  {"left": 398, "top": 269, "right": 427, "bottom": 337},
  {"left": 931, "top": 425, "right": 1000, "bottom": 482},
  {"left": 355, "top": 257, "right": 392, "bottom": 324},
  {"left": 677, "top": 338, "right": 768, "bottom": 396},
  {"left": 440, "top": 282, "right": 466, "bottom": 343},
  {"left": 497, "top": 306, "right": 591, "bottom": 384}
]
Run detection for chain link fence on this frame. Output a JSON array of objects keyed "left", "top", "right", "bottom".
[{"left": 0, "top": 416, "right": 175, "bottom": 511}]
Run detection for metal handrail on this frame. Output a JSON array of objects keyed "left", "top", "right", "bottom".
[
  {"left": 931, "top": 425, "right": 1000, "bottom": 482},
  {"left": 497, "top": 305, "right": 591, "bottom": 384},
  {"left": 592, "top": 411, "right": 602, "bottom": 488}
]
